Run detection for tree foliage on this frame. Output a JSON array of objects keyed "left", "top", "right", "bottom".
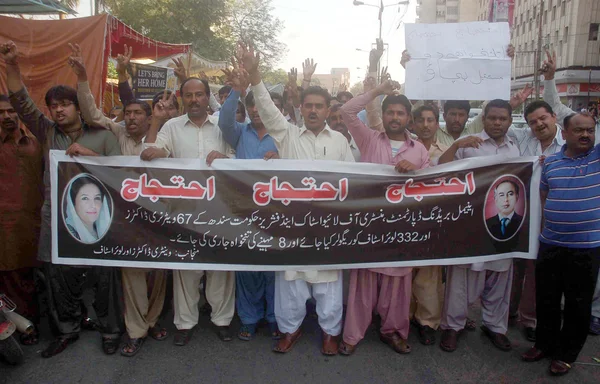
[
  {"left": 349, "top": 81, "right": 363, "bottom": 97},
  {"left": 262, "top": 68, "right": 288, "bottom": 86},
  {"left": 104, "top": 0, "right": 286, "bottom": 70}
]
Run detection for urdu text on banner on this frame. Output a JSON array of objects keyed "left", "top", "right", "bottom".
[
  {"left": 50, "top": 151, "right": 541, "bottom": 271},
  {"left": 404, "top": 21, "right": 512, "bottom": 101}
]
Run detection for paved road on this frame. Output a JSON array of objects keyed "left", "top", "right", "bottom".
[{"left": 1, "top": 304, "right": 599, "bottom": 384}]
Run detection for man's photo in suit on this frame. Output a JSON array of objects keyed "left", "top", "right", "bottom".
[{"left": 485, "top": 179, "right": 524, "bottom": 241}]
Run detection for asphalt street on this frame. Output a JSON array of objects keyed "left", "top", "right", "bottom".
[{"left": 1, "top": 302, "right": 599, "bottom": 384}]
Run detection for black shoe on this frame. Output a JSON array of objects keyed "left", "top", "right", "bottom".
[
  {"left": 41, "top": 335, "right": 79, "bottom": 358},
  {"left": 215, "top": 326, "right": 232, "bottom": 342},
  {"left": 525, "top": 327, "right": 536, "bottom": 342}
]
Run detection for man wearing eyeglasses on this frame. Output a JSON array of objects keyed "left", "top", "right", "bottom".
[{"left": 1, "top": 41, "right": 123, "bottom": 359}]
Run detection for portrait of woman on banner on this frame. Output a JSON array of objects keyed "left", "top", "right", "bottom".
[{"left": 63, "top": 174, "right": 112, "bottom": 244}]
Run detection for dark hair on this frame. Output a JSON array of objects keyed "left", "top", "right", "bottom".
[
  {"left": 301, "top": 86, "right": 331, "bottom": 107},
  {"left": 270, "top": 92, "right": 284, "bottom": 109},
  {"left": 329, "top": 104, "right": 342, "bottom": 114},
  {"left": 382, "top": 94, "right": 412, "bottom": 115},
  {"left": 330, "top": 96, "right": 340, "bottom": 103},
  {"left": 412, "top": 105, "right": 439, "bottom": 122},
  {"left": 495, "top": 179, "right": 519, "bottom": 196},
  {"left": 563, "top": 112, "right": 596, "bottom": 130},
  {"left": 151, "top": 91, "right": 179, "bottom": 110},
  {"left": 0, "top": 94, "right": 9, "bottom": 103},
  {"left": 524, "top": 100, "right": 554, "bottom": 123},
  {"left": 443, "top": 100, "right": 471, "bottom": 115},
  {"left": 336, "top": 91, "right": 353, "bottom": 101},
  {"left": 219, "top": 85, "right": 232, "bottom": 96},
  {"left": 70, "top": 175, "right": 105, "bottom": 203},
  {"left": 245, "top": 91, "right": 255, "bottom": 107},
  {"left": 123, "top": 99, "right": 152, "bottom": 117},
  {"left": 484, "top": 99, "right": 512, "bottom": 116},
  {"left": 179, "top": 77, "right": 210, "bottom": 97},
  {"left": 237, "top": 101, "right": 246, "bottom": 118},
  {"left": 45, "top": 85, "right": 79, "bottom": 109}
]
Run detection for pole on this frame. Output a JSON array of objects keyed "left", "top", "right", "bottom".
[
  {"left": 534, "top": 0, "right": 544, "bottom": 99},
  {"left": 589, "top": 68, "right": 592, "bottom": 106}
]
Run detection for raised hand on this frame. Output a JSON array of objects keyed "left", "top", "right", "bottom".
[
  {"left": 223, "top": 57, "right": 250, "bottom": 93},
  {"left": 116, "top": 44, "right": 133, "bottom": 75},
  {"left": 455, "top": 136, "right": 484, "bottom": 149},
  {"left": 153, "top": 91, "right": 176, "bottom": 121},
  {"left": 540, "top": 49, "right": 556, "bottom": 80},
  {"left": 67, "top": 43, "right": 87, "bottom": 80},
  {"left": 363, "top": 75, "right": 377, "bottom": 93},
  {"left": 172, "top": 57, "right": 188, "bottom": 83},
  {"left": 286, "top": 68, "right": 301, "bottom": 107},
  {"left": 206, "top": 150, "right": 228, "bottom": 166},
  {"left": 238, "top": 41, "right": 260, "bottom": 75},
  {"left": 507, "top": 44, "right": 515, "bottom": 59},
  {"left": 0, "top": 41, "right": 18, "bottom": 64},
  {"left": 375, "top": 78, "right": 401, "bottom": 96},
  {"left": 288, "top": 67, "right": 298, "bottom": 86},
  {"left": 509, "top": 83, "right": 534, "bottom": 109},
  {"left": 302, "top": 58, "right": 317, "bottom": 81},
  {"left": 65, "top": 143, "right": 97, "bottom": 157},
  {"left": 369, "top": 38, "right": 384, "bottom": 70},
  {"left": 400, "top": 50, "right": 411, "bottom": 69}
]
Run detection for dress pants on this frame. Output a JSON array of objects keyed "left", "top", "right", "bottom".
[
  {"left": 534, "top": 244, "right": 600, "bottom": 363},
  {"left": 509, "top": 259, "right": 537, "bottom": 328},
  {"left": 274, "top": 271, "right": 343, "bottom": 336},
  {"left": 122, "top": 268, "right": 167, "bottom": 338},
  {"left": 440, "top": 264, "right": 513, "bottom": 334},
  {"left": 43, "top": 263, "right": 123, "bottom": 336},
  {"left": 410, "top": 266, "right": 443, "bottom": 329},
  {"left": 235, "top": 271, "right": 275, "bottom": 325},
  {"left": 343, "top": 269, "right": 411, "bottom": 345},
  {"left": 173, "top": 270, "right": 235, "bottom": 330}
]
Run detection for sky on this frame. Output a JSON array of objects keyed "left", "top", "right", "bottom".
[
  {"left": 75, "top": 0, "right": 417, "bottom": 86},
  {"left": 270, "top": 0, "right": 417, "bottom": 86}
]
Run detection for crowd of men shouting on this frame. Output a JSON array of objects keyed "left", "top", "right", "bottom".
[{"left": 0, "top": 38, "right": 599, "bottom": 378}]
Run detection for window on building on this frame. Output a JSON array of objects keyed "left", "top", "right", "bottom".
[
  {"left": 564, "top": 26, "right": 568, "bottom": 40},
  {"left": 558, "top": 40, "right": 562, "bottom": 56},
  {"left": 447, "top": 6, "right": 458, "bottom": 15},
  {"left": 561, "top": 1, "right": 566, "bottom": 17},
  {"left": 590, "top": 23, "right": 599, "bottom": 41},
  {"left": 555, "top": 30, "right": 559, "bottom": 45},
  {"left": 544, "top": 10, "right": 547, "bottom": 24},
  {"left": 533, "top": 6, "right": 536, "bottom": 19},
  {"left": 552, "top": 6, "right": 556, "bottom": 21}
]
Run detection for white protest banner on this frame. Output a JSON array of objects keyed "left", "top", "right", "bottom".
[{"left": 404, "top": 21, "right": 511, "bottom": 101}]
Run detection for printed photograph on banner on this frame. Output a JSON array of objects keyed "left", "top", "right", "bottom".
[
  {"left": 61, "top": 173, "right": 114, "bottom": 245},
  {"left": 483, "top": 175, "right": 527, "bottom": 242}
]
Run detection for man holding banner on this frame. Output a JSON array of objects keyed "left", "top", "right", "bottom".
[
  {"left": 438, "top": 99, "right": 519, "bottom": 353},
  {"left": 140, "top": 76, "right": 236, "bottom": 345}
]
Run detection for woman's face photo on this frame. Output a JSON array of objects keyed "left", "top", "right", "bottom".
[{"left": 74, "top": 183, "right": 102, "bottom": 228}]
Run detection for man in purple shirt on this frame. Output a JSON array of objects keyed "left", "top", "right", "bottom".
[
  {"left": 338, "top": 80, "right": 429, "bottom": 355},
  {"left": 438, "top": 99, "right": 521, "bottom": 353}
]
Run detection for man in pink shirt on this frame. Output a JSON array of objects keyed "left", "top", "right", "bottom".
[
  {"left": 338, "top": 80, "right": 430, "bottom": 355},
  {"left": 438, "top": 99, "right": 520, "bottom": 353}
]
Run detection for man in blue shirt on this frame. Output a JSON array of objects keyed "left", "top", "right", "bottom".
[
  {"left": 522, "top": 112, "right": 600, "bottom": 377},
  {"left": 218, "top": 68, "right": 279, "bottom": 341}
]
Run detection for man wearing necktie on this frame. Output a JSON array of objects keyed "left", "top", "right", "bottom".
[{"left": 486, "top": 180, "right": 523, "bottom": 240}]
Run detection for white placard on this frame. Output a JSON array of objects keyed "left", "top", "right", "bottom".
[{"left": 404, "top": 22, "right": 511, "bottom": 101}]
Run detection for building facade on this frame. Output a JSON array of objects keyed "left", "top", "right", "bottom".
[{"left": 416, "top": 0, "right": 477, "bottom": 23}]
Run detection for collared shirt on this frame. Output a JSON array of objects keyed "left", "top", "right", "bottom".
[
  {"left": 498, "top": 211, "right": 516, "bottom": 222},
  {"left": 420, "top": 139, "right": 449, "bottom": 165},
  {"left": 454, "top": 130, "right": 520, "bottom": 272},
  {"left": 251, "top": 80, "right": 354, "bottom": 284},
  {"left": 218, "top": 90, "right": 277, "bottom": 159},
  {"left": 540, "top": 144, "right": 600, "bottom": 248},
  {"left": 341, "top": 89, "right": 430, "bottom": 277},
  {"left": 78, "top": 81, "right": 144, "bottom": 156},
  {"left": 349, "top": 136, "right": 361, "bottom": 162},
  {"left": 144, "top": 113, "right": 234, "bottom": 159},
  {"left": 9, "top": 87, "right": 121, "bottom": 262},
  {"left": 0, "top": 128, "right": 43, "bottom": 270},
  {"left": 508, "top": 124, "right": 565, "bottom": 157}
]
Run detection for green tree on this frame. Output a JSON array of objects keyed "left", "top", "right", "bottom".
[
  {"left": 104, "top": 0, "right": 286, "bottom": 70},
  {"left": 349, "top": 81, "right": 363, "bottom": 97},
  {"left": 262, "top": 68, "right": 288, "bottom": 85}
]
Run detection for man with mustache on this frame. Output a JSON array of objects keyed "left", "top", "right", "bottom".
[
  {"left": 327, "top": 104, "right": 361, "bottom": 161},
  {"left": 438, "top": 99, "right": 520, "bottom": 353},
  {"left": 522, "top": 112, "right": 599, "bottom": 376},
  {"left": 242, "top": 42, "right": 355, "bottom": 355},
  {"left": 486, "top": 180, "right": 523, "bottom": 241},
  {"left": 540, "top": 50, "right": 600, "bottom": 336},
  {"left": 217, "top": 65, "right": 280, "bottom": 341},
  {"left": 0, "top": 94, "right": 43, "bottom": 346},
  {"left": 412, "top": 105, "right": 448, "bottom": 164},
  {"left": 338, "top": 79, "right": 429, "bottom": 355},
  {"left": 140, "top": 76, "right": 236, "bottom": 346},
  {"left": 1, "top": 41, "right": 123, "bottom": 358}
]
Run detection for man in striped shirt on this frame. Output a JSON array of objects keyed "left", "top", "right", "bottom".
[{"left": 522, "top": 112, "right": 600, "bottom": 377}]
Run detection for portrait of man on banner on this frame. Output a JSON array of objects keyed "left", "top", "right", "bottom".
[
  {"left": 484, "top": 175, "right": 526, "bottom": 242},
  {"left": 62, "top": 173, "right": 113, "bottom": 244}
]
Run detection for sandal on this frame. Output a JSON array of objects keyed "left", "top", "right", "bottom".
[
  {"left": 120, "top": 337, "right": 145, "bottom": 357},
  {"left": 174, "top": 328, "right": 194, "bottom": 346},
  {"left": 379, "top": 332, "right": 411, "bottom": 354},
  {"left": 102, "top": 336, "right": 120, "bottom": 355},
  {"left": 149, "top": 324, "right": 168, "bottom": 341},
  {"left": 20, "top": 330, "right": 39, "bottom": 346},
  {"left": 338, "top": 341, "right": 357, "bottom": 356},
  {"left": 414, "top": 323, "right": 436, "bottom": 346},
  {"left": 465, "top": 318, "right": 476, "bottom": 331},
  {"left": 238, "top": 323, "right": 257, "bottom": 341},
  {"left": 549, "top": 360, "right": 571, "bottom": 376},
  {"left": 268, "top": 322, "right": 281, "bottom": 340}
]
